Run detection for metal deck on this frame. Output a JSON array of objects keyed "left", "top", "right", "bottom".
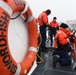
[{"left": 32, "top": 51, "right": 76, "bottom": 75}]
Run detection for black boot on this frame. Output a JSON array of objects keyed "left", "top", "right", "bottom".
[
  {"left": 42, "top": 45, "right": 49, "bottom": 52},
  {"left": 53, "top": 55, "right": 60, "bottom": 68}
]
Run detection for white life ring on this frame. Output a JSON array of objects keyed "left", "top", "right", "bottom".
[{"left": 0, "top": 0, "right": 38, "bottom": 75}]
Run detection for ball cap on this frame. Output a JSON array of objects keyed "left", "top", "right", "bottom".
[{"left": 60, "top": 23, "right": 69, "bottom": 28}]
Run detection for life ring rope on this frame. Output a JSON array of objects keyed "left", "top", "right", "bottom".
[
  {"left": 27, "top": 15, "right": 34, "bottom": 22},
  {"left": 22, "top": 14, "right": 34, "bottom": 22}
]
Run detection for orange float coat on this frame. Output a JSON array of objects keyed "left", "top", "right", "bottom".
[
  {"left": 38, "top": 11, "right": 49, "bottom": 26},
  {"left": 63, "top": 29, "right": 74, "bottom": 46},
  {"left": 62, "top": 28, "right": 73, "bottom": 36},
  {"left": 54, "top": 27, "right": 69, "bottom": 48},
  {"left": 49, "top": 20, "right": 59, "bottom": 28}
]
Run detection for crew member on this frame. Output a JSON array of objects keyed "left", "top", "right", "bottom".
[
  {"left": 53, "top": 23, "right": 72, "bottom": 67},
  {"left": 49, "top": 17, "right": 59, "bottom": 46},
  {"left": 38, "top": 9, "right": 51, "bottom": 51}
]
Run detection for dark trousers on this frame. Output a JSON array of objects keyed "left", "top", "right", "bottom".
[
  {"left": 40, "top": 26, "right": 47, "bottom": 47},
  {"left": 37, "top": 26, "right": 47, "bottom": 61},
  {"left": 56, "top": 50, "right": 71, "bottom": 66},
  {"left": 50, "top": 30, "right": 56, "bottom": 46},
  {"left": 53, "top": 44, "right": 72, "bottom": 66}
]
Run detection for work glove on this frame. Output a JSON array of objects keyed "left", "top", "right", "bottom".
[{"left": 68, "top": 35, "right": 75, "bottom": 43}]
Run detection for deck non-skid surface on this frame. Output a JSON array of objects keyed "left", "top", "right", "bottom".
[{"left": 32, "top": 51, "right": 76, "bottom": 75}]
